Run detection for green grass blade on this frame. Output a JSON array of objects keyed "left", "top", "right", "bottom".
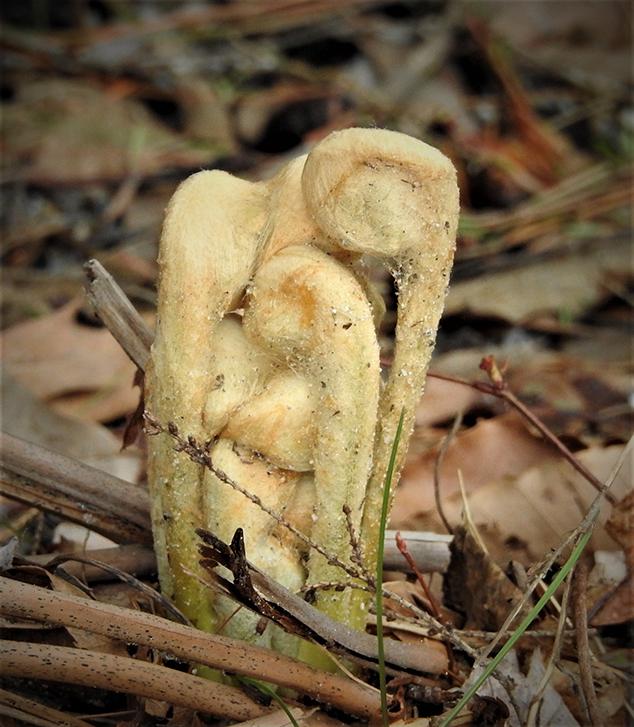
[
  {"left": 376, "top": 408, "right": 406, "bottom": 727},
  {"left": 237, "top": 676, "right": 301, "bottom": 727},
  {"left": 438, "top": 525, "right": 595, "bottom": 726}
]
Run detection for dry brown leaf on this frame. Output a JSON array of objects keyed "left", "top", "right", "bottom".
[
  {"left": 415, "top": 373, "right": 487, "bottom": 428},
  {"left": 165, "top": 707, "right": 206, "bottom": 727},
  {"left": 589, "top": 573, "right": 634, "bottom": 627},
  {"left": 383, "top": 579, "right": 433, "bottom": 617},
  {"left": 1, "top": 297, "right": 139, "bottom": 422},
  {"left": 443, "top": 523, "right": 531, "bottom": 631},
  {"left": 444, "top": 237, "right": 631, "bottom": 323},
  {"left": 3, "top": 79, "right": 214, "bottom": 184},
  {"left": 605, "top": 488, "right": 634, "bottom": 556},
  {"left": 589, "top": 491, "right": 634, "bottom": 626},
  {"left": 556, "top": 657, "right": 626, "bottom": 724},
  {"left": 1, "top": 375, "right": 140, "bottom": 480},
  {"left": 413, "top": 444, "right": 630, "bottom": 564},
  {"left": 145, "top": 696, "right": 172, "bottom": 719},
  {"left": 427, "top": 345, "right": 631, "bottom": 443},
  {"left": 393, "top": 411, "right": 560, "bottom": 528},
  {"left": 504, "top": 354, "right": 631, "bottom": 442}
]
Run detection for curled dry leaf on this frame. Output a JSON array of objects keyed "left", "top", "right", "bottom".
[
  {"left": 588, "top": 564, "right": 634, "bottom": 628},
  {"left": 443, "top": 523, "right": 531, "bottom": 632}
]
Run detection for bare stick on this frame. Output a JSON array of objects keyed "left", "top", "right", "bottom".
[
  {"left": 0, "top": 432, "right": 152, "bottom": 546},
  {"left": 84, "top": 258, "right": 153, "bottom": 371},
  {"left": 0, "top": 575, "right": 381, "bottom": 719},
  {"left": 573, "top": 562, "right": 604, "bottom": 727},
  {"left": 429, "top": 357, "right": 618, "bottom": 506},
  {"left": 1, "top": 639, "right": 268, "bottom": 721},
  {"left": 0, "top": 687, "right": 93, "bottom": 727},
  {"left": 383, "top": 530, "right": 451, "bottom": 574}
]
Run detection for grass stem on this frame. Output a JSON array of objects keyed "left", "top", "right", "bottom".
[
  {"left": 376, "top": 409, "right": 406, "bottom": 727},
  {"left": 438, "top": 524, "right": 596, "bottom": 726}
]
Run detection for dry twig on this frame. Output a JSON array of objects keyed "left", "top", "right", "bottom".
[
  {"left": 0, "top": 687, "right": 93, "bottom": 727},
  {"left": 1, "top": 639, "right": 268, "bottom": 721},
  {"left": 573, "top": 562, "right": 604, "bottom": 727},
  {"left": 84, "top": 259, "right": 153, "bottom": 371},
  {"left": 0, "top": 575, "right": 381, "bottom": 719},
  {"left": 195, "top": 527, "right": 449, "bottom": 676},
  {"left": 0, "top": 432, "right": 152, "bottom": 545},
  {"left": 429, "top": 357, "right": 618, "bottom": 505}
]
